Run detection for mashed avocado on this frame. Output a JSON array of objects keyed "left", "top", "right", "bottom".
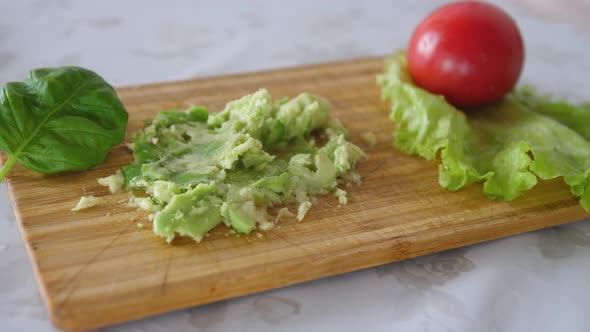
[
  {"left": 71, "top": 195, "right": 103, "bottom": 211},
  {"left": 104, "top": 89, "right": 363, "bottom": 242}
]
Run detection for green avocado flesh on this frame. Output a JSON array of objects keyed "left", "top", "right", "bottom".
[{"left": 104, "top": 89, "right": 363, "bottom": 242}]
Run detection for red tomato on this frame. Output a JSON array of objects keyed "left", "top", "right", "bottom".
[{"left": 407, "top": 1, "right": 524, "bottom": 108}]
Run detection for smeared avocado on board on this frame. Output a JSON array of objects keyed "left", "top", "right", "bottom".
[{"left": 101, "top": 89, "right": 363, "bottom": 242}]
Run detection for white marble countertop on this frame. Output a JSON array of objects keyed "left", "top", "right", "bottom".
[{"left": 2, "top": 1, "right": 590, "bottom": 331}]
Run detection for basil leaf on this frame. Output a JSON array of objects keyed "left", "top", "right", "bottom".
[{"left": 0, "top": 66, "right": 128, "bottom": 181}]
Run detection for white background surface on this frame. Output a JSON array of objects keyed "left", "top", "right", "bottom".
[{"left": 1, "top": 1, "right": 590, "bottom": 331}]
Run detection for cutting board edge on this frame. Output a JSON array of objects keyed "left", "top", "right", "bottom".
[
  {"left": 113, "top": 55, "right": 388, "bottom": 93},
  {"left": 42, "top": 204, "right": 588, "bottom": 331},
  {"left": 5, "top": 178, "right": 62, "bottom": 329}
]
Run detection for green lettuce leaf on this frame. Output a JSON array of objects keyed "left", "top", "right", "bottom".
[{"left": 377, "top": 51, "right": 590, "bottom": 211}]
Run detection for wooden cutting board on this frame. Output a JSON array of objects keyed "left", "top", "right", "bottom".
[{"left": 4, "top": 57, "right": 588, "bottom": 331}]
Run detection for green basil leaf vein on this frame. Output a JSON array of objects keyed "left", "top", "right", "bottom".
[{"left": 0, "top": 66, "right": 128, "bottom": 180}]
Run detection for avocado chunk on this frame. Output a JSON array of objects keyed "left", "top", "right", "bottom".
[
  {"left": 227, "top": 201, "right": 257, "bottom": 234},
  {"left": 102, "top": 89, "right": 364, "bottom": 242},
  {"left": 153, "top": 183, "right": 222, "bottom": 242}
]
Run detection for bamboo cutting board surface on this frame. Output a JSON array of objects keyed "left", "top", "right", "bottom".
[{"left": 4, "top": 57, "right": 588, "bottom": 331}]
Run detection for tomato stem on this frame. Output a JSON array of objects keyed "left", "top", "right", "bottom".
[{"left": 0, "top": 154, "right": 17, "bottom": 182}]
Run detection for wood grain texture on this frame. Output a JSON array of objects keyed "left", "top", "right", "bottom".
[{"left": 3, "top": 57, "right": 588, "bottom": 331}]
